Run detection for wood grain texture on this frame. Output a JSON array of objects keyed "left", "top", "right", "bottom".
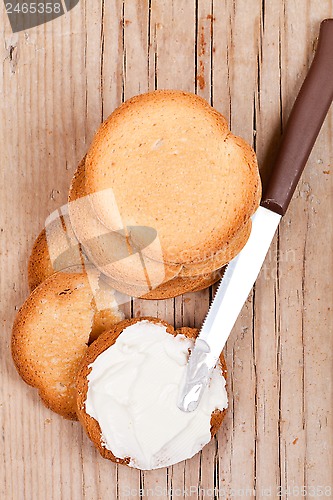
[{"left": 1, "top": 1, "right": 332, "bottom": 499}]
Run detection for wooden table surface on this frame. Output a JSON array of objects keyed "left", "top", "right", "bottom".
[{"left": 1, "top": 1, "right": 332, "bottom": 499}]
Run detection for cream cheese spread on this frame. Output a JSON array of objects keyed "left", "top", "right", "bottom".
[{"left": 85, "top": 319, "right": 228, "bottom": 470}]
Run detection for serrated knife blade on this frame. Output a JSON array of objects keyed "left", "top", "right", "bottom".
[
  {"left": 177, "top": 207, "right": 280, "bottom": 412},
  {"left": 178, "top": 18, "right": 333, "bottom": 412}
]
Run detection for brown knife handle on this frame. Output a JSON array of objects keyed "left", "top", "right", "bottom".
[{"left": 261, "top": 19, "right": 333, "bottom": 216}]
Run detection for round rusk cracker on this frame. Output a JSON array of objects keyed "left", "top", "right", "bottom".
[
  {"left": 84, "top": 90, "right": 261, "bottom": 267},
  {"left": 76, "top": 317, "right": 228, "bottom": 468},
  {"left": 12, "top": 270, "right": 124, "bottom": 420}
]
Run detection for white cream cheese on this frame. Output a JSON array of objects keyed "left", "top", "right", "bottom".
[{"left": 85, "top": 320, "right": 228, "bottom": 470}]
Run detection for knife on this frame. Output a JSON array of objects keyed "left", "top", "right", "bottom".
[{"left": 178, "top": 19, "right": 333, "bottom": 412}]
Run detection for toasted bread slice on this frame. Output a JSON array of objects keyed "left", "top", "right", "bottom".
[{"left": 76, "top": 317, "right": 228, "bottom": 467}]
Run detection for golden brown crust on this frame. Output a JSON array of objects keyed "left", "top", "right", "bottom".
[
  {"left": 84, "top": 90, "right": 261, "bottom": 266},
  {"left": 12, "top": 270, "right": 123, "bottom": 420},
  {"left": 101, "top": 267, "right": 224, "bottom": 299},
  {"left": 28, "top": 214, "right": 87, "bottom": 292},
  {"left": 68, "top": 156, "right": 87, "bottom": 202},
  {"left": 177, "top": 220, "right": 251, "bottom": 276},
  {"left": 28, "top": 227, "right": 56, "bottom": 291},
  {"left": 76, "top": 317, "right": 228, "bottom": 465},
  {"left": 143, "top": 268, "right": 223, "bottom": 299}
]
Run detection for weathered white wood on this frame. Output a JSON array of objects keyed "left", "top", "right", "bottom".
[
  {"left": 252, "top": 1, "right": 283, "bottom": 496},
  {"left": 277, "top": 3, "right": 333, "bottom": 498},
  {"left": 0, "top": 1, "right": 332, "bottom": 499}
]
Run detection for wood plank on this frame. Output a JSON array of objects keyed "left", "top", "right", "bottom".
[
  {"left": 252, "top": 1, "right": 282, "bottom": 496},
  {"left": 134, "top": 0, "right": 202, "bottom": 496},
  {"left": 213, "top": 1, "right": 261, "bottom": 497},
  {"left": 277, "top": 4, "right": 333, "bottom": 498},
  {"left": 192, "top": 1, "right": 220, "bottom": 495},
  {"left": 114, "top": 1, "right": 152, "bottom": 497}
]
